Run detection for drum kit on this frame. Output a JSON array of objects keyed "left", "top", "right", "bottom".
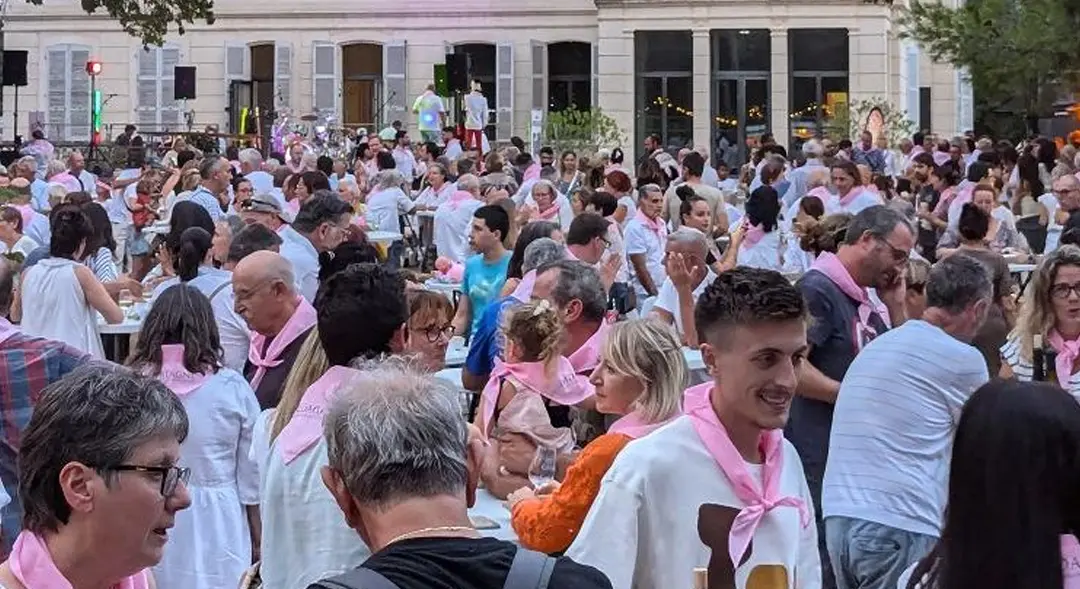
[{"left": 270, "top": 109, "right": 352, "bottom": 159}]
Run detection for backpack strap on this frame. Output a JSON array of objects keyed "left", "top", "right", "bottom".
[
  {"left": 311, "top": 567, "right": 401, "bottom": 589},
  {"left": 502, "top": 548, "right": 556, "bottom": 589},
  {"left": 207, "top": 279, "right": 231, "bottom": 302}
]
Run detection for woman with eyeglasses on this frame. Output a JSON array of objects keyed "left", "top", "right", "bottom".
[
  {"left": 404, "top": 290, "right": 455, "bottom": 372},
  {"left": 126, "top": 284, "right": 260, "bottom": 589},
  {"left": 0, "top": 365, "right": 192, "bottom": 589},
  {"left": 1001, "top": 245, "right": 1080, "bottom": 393}
]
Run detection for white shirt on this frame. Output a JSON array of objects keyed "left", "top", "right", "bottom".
[
  {"left": 443, "top": 139, "right": 463, "bottom": 160},
  {"left": 392, "top": 147, "right": 418, "bottom": 180},
  {"left": 415, "top": 182, "right": 454, "bottom": 209},
  {"left": 364, "top": 187, "right": 413, "bottom": 233},
  {"left": 1040, "top": 192, "right": 1063, "bottom": 252},
  {"left": 0, "top": 235, "right": 38, "bottom": 258},
  {"left": 412, "top": 91, "right": 446, "bottom": 132},
  {"left": 623, "top": 218, "right": 666, "bottom": 298},
  {"left": 433, "top": 199, "right": 482, "bottom": 264},
  {"left": 464, "top": 92, "right": 489, "bottom": 130},
  {"left": 279, "top": 229, "right": 321, "bottom": 302},
  {"left": 829, "top": 190, "right": 882, "bottom": 216},
  {"left": 71, "top": 169, "right": 97, "bottom": 193},
  {"left": 567, "top": 417, "right": 821, "bottom": 589},
  {"left": 245, "top": 170, "right": 275, "bottom": 196},
  {"left": 737, "top": 230, "right": 786, "bottom": 272},
  {"left": 822, "top": 320, "right": 989, "bottom": 537},
  {"left": 652, "top": 269, "right": 717, "bottom": 336},
  {"left": 617, "top": 196, "right": 637, "bottom": 230}
]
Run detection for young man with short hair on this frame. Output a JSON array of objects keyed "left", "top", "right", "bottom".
[{"left": 451, "top": 205, "right": 511, "bottom": 338}]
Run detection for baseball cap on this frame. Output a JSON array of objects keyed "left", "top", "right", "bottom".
[{"left": 241, "top": 193, "right": 290, "bottom": 223}]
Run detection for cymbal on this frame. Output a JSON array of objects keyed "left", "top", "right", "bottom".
[{"left": 300, "top": 114, "right": 319, "bottom": 121}]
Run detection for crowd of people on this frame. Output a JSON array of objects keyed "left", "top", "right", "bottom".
[{"left": 0, "top": 116, "right": 1077, "bottom": 589}]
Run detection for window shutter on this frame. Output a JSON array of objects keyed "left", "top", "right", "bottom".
[
  {"left": 383, "top": 41, "right": 407, "bottom": 127},
  {"left": 161, "top": 46, "right": 181, "bottom": 129},
  {"left": 900, "top": 41, "right": 919, "bottom": 127},
  {"left": 312, "top": 42, "right": 337, "bottom": 117},
  {"left": 531, "top": 41, "right": 547, "bottom": 115},
  {"left": 956, "top": 67, "right": 973, "bottom": 134},
  {"left": 46, "top": 47, "right": 68, "bottom": 140},
  {"left": 275, "top": 43, "right": 292, "bottom": 112},
  {"left": 591, "top": 42, "right": 599, "bottom": 112},
  {"left": 496, "top": 42, "right": 514, "bottom": 141},
  {"left": 136, "top": 48, "right": 159, "bottom": 130},
  {"left": 67, "top": 48, "right": 91, "bottom": 141}
]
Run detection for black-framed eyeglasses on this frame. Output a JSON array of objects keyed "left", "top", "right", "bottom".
[
  {"left": 416, "top": 323, "right": 454, "bottom": 343},
  {"left": 105, "top": 464, "right": 191, "bottom": 497},
  {"left": 876, "top": 236, "right": 909, "bottom": 262},
  {"left": 1051, "top": 282, "right": 1080, "bottom": 300}
]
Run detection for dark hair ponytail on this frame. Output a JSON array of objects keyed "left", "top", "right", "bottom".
[{"left": 177, "top": 226, "right": 213, "bottom": 282}]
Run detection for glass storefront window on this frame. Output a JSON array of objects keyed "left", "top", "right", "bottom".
[
  {"left": 635, "top": 31, "right": 693, "bottom": 152},
  {"left": 788, "top": 29, "right": 849, "bottom": 153}
]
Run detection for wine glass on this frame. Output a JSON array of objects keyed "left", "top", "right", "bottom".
[{"left": 529, "top": 446, "right": 558, "bottom": 490}]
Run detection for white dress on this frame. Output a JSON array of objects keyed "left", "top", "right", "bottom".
[
  {"left": 20, "top": 257, "right": 105, "bottom": 358},
  {"left": 151, "top": 268, "right": 251, "bottom": 373},
  {"left": 154, "top": 369, "right": 261, "bottom": 589}
]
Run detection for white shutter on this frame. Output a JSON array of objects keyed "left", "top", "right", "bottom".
[
  {"left": 136, "top": 48, "right": 159, "bottom": 130},
  {"left": 901, "top": 41, "right": 920, "bottom": 127},
  {"left": 956, "top": 67, "right": 973, "bottom": 134},
  {"left": 531, "top": 41, "right": 547, "bottom": 115},
  {"left": 496, "top": 42, "right": 514, "bottom": 141},
  {"left": 160, "top": 47, "right": 181, "bottom": 129},
  {"left": 46, "top": 47, "right": 68, "bottom": 140},
  {"left": 225, "top": 43, "right": 249, "bottom": 111},
  {"left": 312, "top": 42, "right": 337, "bottom": 117},
  {"left": 591, "top": 42, "right": 599, "bottom": 111},
  {"left": 68, "top": 48, "right": 90, "bottom": 141},
  {"left": 383, "top": 41, "right": 407, "bottom": 125},
  {"left": 275, "top": 43, "right": 292, "bottom": 112}
]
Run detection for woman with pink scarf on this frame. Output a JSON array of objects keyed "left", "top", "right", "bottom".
[
  {"left": 736, "top": 185, "right": 786, "bottom": 272},
  {"left": 0, "top": 364, "right": 191, "bottom": 589},
  {"left": 523, "top": 179, "right": 573, "bottom": 230},
  {"left": 507, "top": 319, "right": 688, "bottom": 553}
]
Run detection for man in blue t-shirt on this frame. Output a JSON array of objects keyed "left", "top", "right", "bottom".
[{"left": 451, "top": 205, "right": 511, "bottom": 341}]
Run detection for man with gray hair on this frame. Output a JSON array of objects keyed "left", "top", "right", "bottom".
[
  {"left": 183, "top": 156, "right": 228, "bottom": 221},
  {"left": 239, "top": 147, "right": 274, "bottom": 196},
  {"left": 788, "top": 204, "right": 915, "bottom": 587},
  {"left": 311, "top": 363, "right": 612, "bottom": 588},
  {"left": 782, "top": 137, "right": 829, "bottom": 209},
  {"left": 822, "top": 253, "right": 991, "bottom": 589},
  {"left": 461, "top": 235, "right": 567, "bottom": 391},
  {"left": 531, "top": 259, "right": 609, "bottom": 374},
  {"left": 649, "top": 227, "right": 716, "bottom": 344},
  {"left": 0, "top": 257, "right": 90, "bottom": 549}
]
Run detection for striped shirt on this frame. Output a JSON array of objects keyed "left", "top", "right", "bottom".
[
  {"left": 183, "top": 186, "right": 226, "bottom": 221},
  {"left": 822, "top": 319, "right": 989, "bottom": 537},
  {"left": 85, "top": 246, "right": 118, "bottom": 282},
  {"left": 1001, "top": 335, "right": 1080, "bottom": 401}
]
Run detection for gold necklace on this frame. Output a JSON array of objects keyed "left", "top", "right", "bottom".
[{"left": 385, "top": 525, "right": 478, "bottom": 547}]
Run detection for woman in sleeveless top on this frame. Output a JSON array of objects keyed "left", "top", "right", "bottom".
[
  {"left": 19, "top": 205, "right": 122, "bottom": 358},
  {"left": 736, "top": 185, "right": 786, "bottom": 272},
  {"left": 1001, "top": 245, "right": 1080, "bottom": 400}
]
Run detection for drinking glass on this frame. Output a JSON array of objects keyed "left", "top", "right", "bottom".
[{"left": 529, "top": 446, "right": 558, "bottom": 490}]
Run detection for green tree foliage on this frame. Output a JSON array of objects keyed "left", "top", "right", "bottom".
[
  {"left": 24, "top": 0, "right": 216, "bottom": 47},
  {"left": 898, "top": 0, "right": 1080, "bottom": 136},
  {"left": 539, "top": 108, "right": 627, "bottom": 155}
]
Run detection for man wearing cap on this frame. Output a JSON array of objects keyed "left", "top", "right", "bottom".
[{"left": 240, "top": 193, "right": 292, "bottom": 232}]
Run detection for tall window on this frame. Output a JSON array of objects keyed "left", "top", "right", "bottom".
[
  {"left": 635, "top": 31, "right": 693, "bottom": 151},
  {"left": 711, "top": 29, "right": 770, "bottom": 169},
  {"left": 548, "top": 42, "right": 591, "bottom": 111},
  {"left": 789, "top": 29, "right": 849, "bottom": 152},
  {"left": 136, "top": 45, "right": 182, "bottom": 131},
  {"left": 45, "top": 44, "right": 91, "bottom": 141}
]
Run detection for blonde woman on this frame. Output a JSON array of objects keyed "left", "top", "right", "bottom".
[
  {"left": 1001, "top": 245, "right": 1080, "bottom": 400},
  {"left": 507, "top": 319, "right": 688, "bottom": 553}
]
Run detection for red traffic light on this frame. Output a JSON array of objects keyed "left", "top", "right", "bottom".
[{"left": 85, "top": 61, "right": 102, "bottom": 76}]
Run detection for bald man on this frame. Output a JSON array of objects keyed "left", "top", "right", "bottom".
[
  {"left": 648, "top": 228, "right": 715, "bottom": 345},
  {"left": 233, "top": 250, "right": 317, "bottom": 408}
]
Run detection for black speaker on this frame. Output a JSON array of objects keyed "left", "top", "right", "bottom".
[
  {"left": 2, "top": 51, "right": 28, "bottom": 87},
  {"left": 174, "top": 66, "right": 196, "bottom": 100},
  {"left": 445, "top": 53, "right": 471, "bottom": 93}
]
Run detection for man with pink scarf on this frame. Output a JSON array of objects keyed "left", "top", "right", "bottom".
[
  {"left": 788, "top": 205, "right": 914, "bottom": 588},
  {"left": 568, "top": 267, "right": 820, "bottom": 589}
]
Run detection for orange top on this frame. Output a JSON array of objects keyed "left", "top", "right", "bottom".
[{"left": 510, "top": 432, "right": 632, "bottom": 553}]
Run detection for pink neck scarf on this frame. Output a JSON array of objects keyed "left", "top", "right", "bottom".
[
  {"left": 12, "top": 204, "right": 34, "bottom": 234},
  {"left": 810, "top": 252, "right": 887, "bottom": 350},
  {"left": 608, "top": 411, "right": 679, "bottom": 439},
  {"left": 741, "top": 222, "right": 766, "bottom": 248},
  {"left": 444, "top": 190, "right": 475, "bottom": 212},
  {"left": 9, "top": 531, "right": 151, "bottom": 589},
  {"left": 478, "top": 356, "right": 593, "bottom": 436},
  {"left": 278, "top": 365, "right": 363, "bottom": 464},
  {"left": 838, "top": 186, "right": 865, "bottom": 207},
  {"left": 523, "top": 163, "right": 541, "bottom": 182},
  {"left": 248, "top": 297, "right": 317, "bottom": 391},
  {"left": 567, "top": 320, "right": 611, "bottom": 374},
  {"left": 1048, "top": 330, "right": 1080, "bottom": 388},
  {"left": 509, "top": 270, "right": 537, "bottom": 303},
  {"left": 634, "top": 209, "right": 667, "bottom": 240},
  {"left": 157, "top": 344, "right": 210, "bottom": 397},
  {"left": 0, "top": 316, "right": 20, "bottom": 346},
  {"left": 536, "top": 200, "right": 560, "bottom": 220},
  {"left": 684, "top": 382, "right": 810, "bottom": 567},
  {"left": 1064, "top": 534, "right": 1080, "bottom": 589}
]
